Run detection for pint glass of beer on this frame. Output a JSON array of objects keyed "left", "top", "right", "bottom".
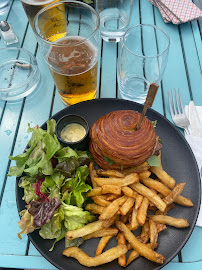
[
  {"left": 34, "top": 0, "right": 100, "bottom": 105},
  {"left": 21, "top": 0, "right": 61, "bottom": 29}
]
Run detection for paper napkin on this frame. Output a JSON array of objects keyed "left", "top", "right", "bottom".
[
  {"left": 185, "top": 104, "right": 202, "bottom": 227},
  {"left": 147, "top": 0, "right": 202, "bottom": 24}
]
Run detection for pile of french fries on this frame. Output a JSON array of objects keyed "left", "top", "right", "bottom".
[{"left": 63, "top": 156, "right": 193, "bottom": 267}]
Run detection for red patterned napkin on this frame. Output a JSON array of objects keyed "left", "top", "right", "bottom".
[{"left": 147, "top": 0, "right": 202, "bottom": 24}]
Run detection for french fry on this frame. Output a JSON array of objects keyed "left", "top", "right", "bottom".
[
  {"left": 131, "top": 183, "right": 167, "bottom": 212},
  {"left": 86, "top": 187, "right": 102, "bottom": 197},
  {"left": 126, "top": 249, "right": 139, "bottom": 266},
  {"left": 130, "top": 208, "right": 139, "bottom": 230},
  {"left": 65, "top": 220, "right": 104, "bottom": 240},
  {"left": 138, "top": 222, "right": 150, "bottom": 243},
  {"left": 150, "top": 167, "right": 175, "bottom": 189},
  {"left": 101, "top": 184, "right": 122, "bottom": 195},
  {"left": 94, "top": 173, "right": 139, "bottom": 187},
  {"left": 137, "top": 197, "right": 149, "bottom": 226},
  {"left": 100, "top": 194, "right": 119, "bottom": 201},
  {"left": 89, "top": 162, "right": 98, "bottom": 188},
  {"left": 99, "top": 196, "right": 127, "bottom": 220},
  {"left": 126, "top": 243, "right": 158, "bottom": 266},
  {"left": 141, "top": 178, "right": 170, "bottom": 196},
  {"left": 63, "top": 245, "right": 128, "bottom": 267},
  {"left": 123, "top": 162, "right": 150, "bottom": 175},
  {"left": 156, "top": 203, "right": 175, "bottom": 216},
  {"left": 84, "top": 228, "right": 118, "bottom": 240},
  {"left": 102, "top": 214, "right": 119, "bottom": 228},
  {"left": 92, "top": 196, "right": 111, "bottom": 207},
  {"left": 139, "top": 170, "right": 151, "bottom": 180},
  {"left": 175, "top": 195, "right": 193, "bottom": 207},
  {"left": 96, "top": 235, "right": 113, "bottom": 256},
  {"left": 119, "top": 197, "right": 135, "bottom": 216},
  {"left": 163, "top": 183, "right": 186, "bottom": 205},
  {"left": 148, "top": 204, "right": 157, "bottom": 211},
  {"left": 149, "top": 215, "right": 189, "bottom": 228},
  {"left": 96, "top": 169, "right": 125, "bottom": 178},
  {"left": 117, "top": 232, "right": 126, "bottom": 267},
  {"left": 121, "top": 213, "right": 130, "bottom": 224},
  {"left": 76, "top": 150, "right": 193, "bottom": 268},
  {"left": 156, "top": 223, "right": 167, "bottom": 234},
  {"left": 134, "top": 194, "right": 144, "bottom": 210},
  {"left": 116, "top": 221, "right": 164, "bottom": 264},
  {"left": 127, "top": 242, "right": 133, "bottom": 250},
  {"left": 137, "top": 222, "right": 166, "bottom": 242},
  {"left": 142, "top": 178, "right": 193, "bottom": 207},
  {"left": 149, "top": 220, "right": 158, "bottom": 249},
  {"left": 121, "top": 186, "right": 137, "bottom": 199},
  {"left": 85, "top": 204, "right": 105, "bottom": 215},
  {"left": 148, "top": 189, "right": 157, "bottom": 211},
  {"left": 126, "top": 242, "right": 157, "bottom": 252}
]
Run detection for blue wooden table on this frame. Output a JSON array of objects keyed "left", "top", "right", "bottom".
[{"left": 0, "top": 0, "right": 202, "bottom": 269}]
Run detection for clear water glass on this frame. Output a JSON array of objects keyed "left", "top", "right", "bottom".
[
  {"left": 95, "top": 0, "right": 134, "bottom": 43},
  {"left": 117, "top": 24, "right": 170, "bottom": 103}
]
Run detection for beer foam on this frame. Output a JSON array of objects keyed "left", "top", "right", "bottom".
[
  {"left": 56, "top": 36, "right": 98, "bottom": 56},
  {"left": 48, "top": 36, "right": 98, "bottom": 76},
  {"left": 21, "top": 0, "right": 54, "bottom": 6}
]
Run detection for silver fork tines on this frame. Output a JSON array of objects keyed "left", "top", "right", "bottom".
[{"left": 168, "top": 89, "right": 190, "bottom": 134}]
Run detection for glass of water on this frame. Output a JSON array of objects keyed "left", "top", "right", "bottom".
[
  {"left": 117, "top": 24, "right": 170, "bottom": 104},
  {"left": 95, "top": 0, "right": 134, "bottom": 43}
]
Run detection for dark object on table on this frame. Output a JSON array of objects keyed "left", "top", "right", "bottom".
[{"left": 55, "top": 114, "right": 89, "bottom": 150}]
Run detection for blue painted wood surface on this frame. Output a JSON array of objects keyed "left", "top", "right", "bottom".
[{"left": 0, "top": 0, "right": 202, "bottom": 269}]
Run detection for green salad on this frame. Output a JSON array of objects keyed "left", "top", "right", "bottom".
[{"left": 8, "top": 119, "right": 95, "bottom": 250}]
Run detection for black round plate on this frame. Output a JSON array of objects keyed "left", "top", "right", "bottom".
[{"left": 16, "top": 98, "right": 201, "bottom": 270}]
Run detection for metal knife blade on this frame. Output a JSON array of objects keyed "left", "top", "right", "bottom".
[{"left": 188, "top": 101, "right": 202, "bottom": 138}]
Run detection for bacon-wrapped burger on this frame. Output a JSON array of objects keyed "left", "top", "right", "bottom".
[{"left": 89, "top": 110, "right": 161, "bottom": 170}]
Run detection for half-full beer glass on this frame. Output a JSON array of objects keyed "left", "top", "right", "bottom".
[
  {"left": 21, "top": 0, "right": 60, "bottom": 29},
  {"left": 34, "top": 0, "right": 100, "bottom": 105}
]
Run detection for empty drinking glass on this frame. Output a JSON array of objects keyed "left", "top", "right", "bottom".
[
  {"left": 95, "top": 0, "right": 134, "bottom": 43},
  {"left": 117, "top": 24, "right": 170, "bottom": 103}
]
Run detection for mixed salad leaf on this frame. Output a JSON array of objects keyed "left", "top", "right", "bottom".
[{"left": 8, "top": 119, "right": 94, "bottom": 250}]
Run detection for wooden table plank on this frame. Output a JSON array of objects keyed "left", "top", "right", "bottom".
[
  {"left": 178, "top": 23, "right": 202, "bottom": 104},
  {"left": 1, "top": 254, "right": 55, "bottom": 269},
  {"left": 153, "top": 22, "right": 191, "bottom": 122},
  {"left": 193, "top": 0, "right": 202, "bottom": 35},
  {"left": 164, "top": 260, "right": 202, "bottom": 270},
  {"left": 51, "top": 89, "right": 66, "bottom": 116},
  {"left": 190, "top": 20, "right": 202, "bottom": 67},
  {"left": 100, "top": 42, "right": 117, "bottom": 98}
]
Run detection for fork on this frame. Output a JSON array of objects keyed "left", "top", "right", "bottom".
[{"left": 168, "top": 89, "right": 190, "bottom": 134}]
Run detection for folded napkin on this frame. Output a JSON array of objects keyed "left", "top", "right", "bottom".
[
  {"left": 185, "top": 103, "right": 202, "bottom": 227},
  {"left": 148, "top": 0, "right": 202, "bottom": 24}
]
